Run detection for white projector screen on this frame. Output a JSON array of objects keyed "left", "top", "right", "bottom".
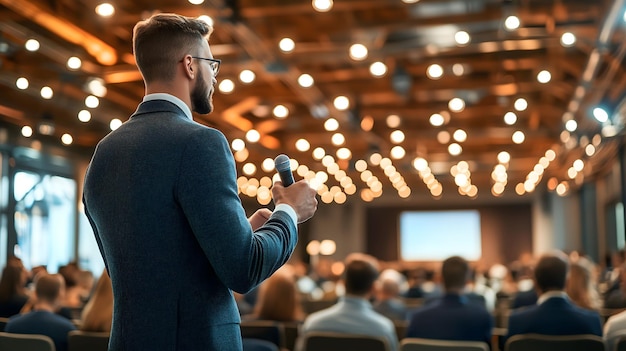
[{"left": 399, "top": 210, "right": 482, "bottom": 261}]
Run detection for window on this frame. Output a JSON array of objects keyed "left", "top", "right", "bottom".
[{"left": 13, "top": 171, "right": 76, "bottom": 272}]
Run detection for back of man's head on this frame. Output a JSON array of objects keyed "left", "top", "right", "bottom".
[
  {"left": 534, "top": 252, "right": 568, "bottom": 293},
  {"left": 442, "top": 256, "right": 469, "bottom": 292},
  {"left": 344, "top": 253, "right": 379, "bottom": 296},
  {"left": 35, "top": 274, "right": 63, "bottom": 305}
]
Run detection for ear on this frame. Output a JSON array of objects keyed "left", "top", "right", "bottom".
[{"left": 182, "top": 55, "right": 195, "bottom": 80}]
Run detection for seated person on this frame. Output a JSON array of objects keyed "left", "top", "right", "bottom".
[
  {"left": 243, "top": 265, "right": 304, "bottom": 322},
  {"left": 407, "top": 256, "right": 492, "bottom": 346},
  {"left": 504, "top": 252, "right": 602, "bottom": 347},
  {"left": 80, "top": 269, "right": 113, "bottom": 332},
  {"left": 5, "top": 273, "right": 76, "bottom": 351},
  {"left": 0, "top": 261, "right": 30, "bottom": 318},
  {"left": 301, "top": 253, "right": 398, "bottom": 351},
  {"left": 373, "top": 271, "right": 408, "bottom": 321}
]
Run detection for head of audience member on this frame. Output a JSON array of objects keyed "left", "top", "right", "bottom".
[
  {"left": 441, "top": 256, "right": 469, "bottom": 294},
  {"left": 34, "top": 274, "right": 65, "bottom": 310},
  {"left": 343, "top": 253, "right": 380, "bottom": 298},
  {"left": 376, "top": 269, "right": 407, "bottom": 301},
  {"left": 253, "top": 266, "right": 303, "bottom": 322},
  {"left": 566, "top": 258, "right": 600, "bottom": 310},
  {"left": 534, "top": 252, "right": 569, "bottom": 295},
  {"left": 80, "top": 269, "right": 113, "bottom": 332},
  {"left": 58, "top": 263, "right": 79, "bottom": 289},
  {"left": 0, "top": 263, "right": 28, "bottom": 302}
]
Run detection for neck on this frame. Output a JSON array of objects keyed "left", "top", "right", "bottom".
[
  {"left": 145, "top": 82, "right": 191, "bottom": 111},
  {"left": 33, "top": 301, "right": 56, "bottom": 312}
]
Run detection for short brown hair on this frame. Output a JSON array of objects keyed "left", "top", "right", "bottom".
[
  {"left": 35, "top": 274, "right": 64, "bottom": 304},
  {"left": 133, "top": 13, "right": 213, "bottom": 84},
  {"left": 442, "top": 256, "right": 469, "bottom": 290},
  {"left": 344, "top": 253, "right": 379, "bottom": 296}
]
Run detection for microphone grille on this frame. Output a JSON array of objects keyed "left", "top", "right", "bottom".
[{"left": 274, "top": 154, "right": 291, "bottom": 172}]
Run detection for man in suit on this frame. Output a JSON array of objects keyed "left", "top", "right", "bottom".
[
  {"left": 406, "top": 256, "right": 493, "bottom": 345},
  {"left": 5, "top": 274, "right": 76, "bottom": 351},
  {"left": 82, "top": 13, "right": 318, "bottom": 351},
  {"left": 504, "top": 252, "right": 602, "bottom": 346},
  {"left": 301, "top": 253, "right": 398, "bottom": 351}
]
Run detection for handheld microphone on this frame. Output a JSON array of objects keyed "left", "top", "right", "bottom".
[{"left": 274, "top": 154, "right": 294, "bottom": 187}]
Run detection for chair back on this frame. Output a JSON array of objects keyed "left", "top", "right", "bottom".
[
  {"left": 67, "top": 330, "right": 109, "bottom": 351},
  {"left": 0, "top": 317, "right": 9, "bottom": 332},
  {"left": 504, "top": 333, "right": 605, "bottom": 351},
  {"left": 400, "top": 338, "right": 489, "bottom": 351},
  {"left": 242, "top": 338, "right": 280, "bottom": 351},
  {"left": 614, "top": 333, "right": 626, "bottom": 351},
  {"left": 394, "top": 320, "right": 409, "bottom": 340},
  {"left": 240, "top": 320, "right": 286, "bottom": 349},
  {"left": 0, "top": 331, "right": 56, "bottom": 351},
  {"left": 297, "top": 331, "right": 390, "bottom": 351}
]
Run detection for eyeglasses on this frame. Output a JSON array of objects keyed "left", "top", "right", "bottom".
[{"left": 191, "top": 56, "right": 221, "bottom": 76}]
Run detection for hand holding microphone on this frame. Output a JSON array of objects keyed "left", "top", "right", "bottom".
[{"left": 271, "top": 154, "right": 318, "bottom": 223}]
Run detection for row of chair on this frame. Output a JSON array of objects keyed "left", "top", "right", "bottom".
[
  {"left": 2, "top": 330, "right": 626, "bottom": 351},
  {"left": 297, "top": 332, "right": 626, "bottom": 351},
  {"left": 0, "top": 330, "right": 109, "bottom": 351}
]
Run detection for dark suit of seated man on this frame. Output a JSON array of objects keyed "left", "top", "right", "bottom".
[
  {"left": 406, "top": 256, "right": 493, "bottom": 346},
  {"left": 503, "top": 252, "right": 602, "bottom": 348}
]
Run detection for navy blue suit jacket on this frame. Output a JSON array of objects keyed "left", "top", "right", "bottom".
[
  {"left": 83, "top": 100, "right": 298, "bottom": 351},
  {"left": 505, "top": 296, "right": 602, "bottom": 344},
  {"left": 406, "top": 294, "right": 493, "bottom": 346}
]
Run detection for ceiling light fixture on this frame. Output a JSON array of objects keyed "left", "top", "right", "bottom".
[
  {"left": 504, "top": 112, "right": 517, "bottom": 125},
  {"left": 537, "top": 70, "right": 551, "bottom": 83},
  {"left": 349, "top": 43, "right": 368, "bottom": 61},
  {"left": 25, "top": 39, "right": 40, "bottom": 52},
  {"left": 369, "top": 62, "right": 387, "bottom": 77},
  {"left": 504, "top": 15, "right": 520, "bottom": 31},
  {"left": 560, "top": 32, "right": 576, "bottom": 47},
  {"left": 279, "top": 38, "right": 295, "bottom": 52},
  {"left": 333, "top": 96, "right": 350, "bottom": 110},
  {"left": 218, "top": 79, "right": 235, "bottom": 94},
  {"left": 454, "top": 31, "right": 470, "bottom": 46},
  {"left": 312, "top": 0, "right": 333, "bottom": 12},
  {"left": 426, "top": 64, "right": 443, "bottom": 79},
  {"left": 16, "top": 77, "right": 29, "bottom": 90},
  {"left": 298, "top": 74, "right": 314, "bottom": 87},
  {"left": 95, "top": 3, "right": 115, "bottom": 17}
]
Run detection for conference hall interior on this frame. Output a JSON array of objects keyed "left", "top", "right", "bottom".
[{"left": 0, "top": 0, "right": 625, "bottom": 350}]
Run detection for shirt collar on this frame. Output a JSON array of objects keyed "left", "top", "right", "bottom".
[
  {"left": 537, "top": 290, "right": 568, "bottom": 305},
  {"left": 143, "top": 93, "right": 193, "bottom": 121}
]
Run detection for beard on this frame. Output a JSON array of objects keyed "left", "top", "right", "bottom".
[{"left": 191, "top": 71, "right": 213, "bottom": 115}]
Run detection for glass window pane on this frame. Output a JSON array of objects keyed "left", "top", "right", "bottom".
[{"left": 13, "top": 172, "right": 75, "bottom": 272}]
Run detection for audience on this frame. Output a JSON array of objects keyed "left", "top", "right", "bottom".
[
  {"left": 566, "top": 257, "right": 601, "bottom": 311},
  {"left": 604, "top": 264, "right": 626, "bottom": 309},
  {"left": 5, "top": 273, "right": 76, "bottom": 351},
  {"left": 373, "top": 269, "right": 408, "bottom": 321},
  {"left": 504, "top": 252, "right": 602, "bottom": 346},
  {"left": 80, "top": 269, "right": 113, "bottom": 332},
  {"left": 510, "top": 264, "right": 538, "bottom": 309},
  {"left": 0, "top": 260, "right": 30, "bottom": 318},
  {"left": 244, "top": 265, "right": 304, "bottom": 322},
  {"left": 407, "top": 256, "right": 492, "bottom": 345},
  {"left": 603, "top": 307, "right": 626, "bottom": 350},
  {"left": 301, "top": 253, "right": 398, "bottom": 351}
]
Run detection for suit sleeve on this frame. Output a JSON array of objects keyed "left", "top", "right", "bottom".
[{"left": 175, "top": 127, "right": 297, "bottom": 293}]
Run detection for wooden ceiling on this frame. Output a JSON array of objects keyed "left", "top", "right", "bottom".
[{"left": 1, "top": 0, "right": 625, "bottom": 203}]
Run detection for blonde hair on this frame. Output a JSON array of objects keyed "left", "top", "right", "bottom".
[
  {"left": 566, "top": 259, "right": 600, "bottom": 311},
  {"left": 80, "top": 269, "right": 113, "bottom": 332}
]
